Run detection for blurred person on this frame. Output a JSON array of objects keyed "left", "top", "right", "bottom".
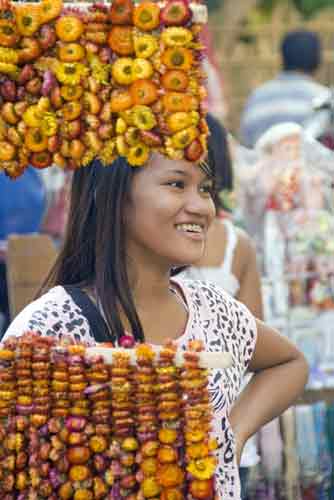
[
  {"left": 0, "top": 168, "right": 46, "bottom": 333},
  {"left": 178, "top": 113, "right": 263, "bottom": 497},
  {"left": 240, "top": 30, "right": 330, "bottom": 148}
]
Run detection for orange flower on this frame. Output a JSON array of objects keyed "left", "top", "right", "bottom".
[
  {"left": 189, "top": 479, "right": 214, "bottom": 500},
  {"left": 158, "top": 428, "right": 178, "bottom": 444},
  {"left": 162, "top": 92, "right": 196, "bottom": 113},
  {"left": 110, "top": 89, "right": 133, "bottom": 112},
  {"left": 162, "top": 47, "right": 193, "bottom": 71},
  {"left": 160, "top": 488, "right": 183, "bottom": 500},
  {"left": 59, "top": 43, "right": 85, "bottom": 62},
  {"left": 0, "top": 20, "right": 19, "bottom": 47},
  {"left": 133, "top": 2, "right": 160, "bottom": 31},
  {"left": 15, "top": 4, "right": 40, "bottom": 36},
  {"left": 108, "top": 26, "right": 134, "bottom": 56},
  {"left": 161, "top": 69, "right": 189, "bottom": 92},
  {"left": 186, "top": 442, "right": 209, "bottom": 460},
  {"left": 130, "top": 79, "right": 158, "bottom": 106},
  {"left": 39, "top": 0, "right": 62, "bottom": 23},
  {"left": 157, "top": 445, "right": 178, "bottom": 464},
  {"left": 56, "top": 15, "right": 84, "bottom": 42},
  {"left": 140, "top": 457, "right": 158, "bottom": 476},
  {"left": 156, "top": 464, "right": 184, "bottom": 488},
  {"left": 24, "top": 129, "right": 48, "bottom": 153}
]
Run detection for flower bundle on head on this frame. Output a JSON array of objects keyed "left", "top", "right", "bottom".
[
  {"left": 0, "top": 332, "right": 217, "bottom": 498},
  {"left": 0, "top": 0, "right": 209, "bottom": 178}
]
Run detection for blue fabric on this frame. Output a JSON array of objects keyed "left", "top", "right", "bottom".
[{"left": 0, "top": 168, "right": 46, "bottom": 240}]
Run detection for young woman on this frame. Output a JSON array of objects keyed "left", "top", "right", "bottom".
[
  {"left": 179, "top": 114, "right": 263, "bottom": 497},
  {"left": 3, "top": 152, "right": 308, "bottom": 499}
]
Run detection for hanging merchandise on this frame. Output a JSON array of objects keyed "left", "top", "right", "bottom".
[{"left": 233, "top": 123, "right": 334, "bottom": 389}]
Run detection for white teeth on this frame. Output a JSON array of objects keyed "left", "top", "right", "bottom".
[{"left": 176, "top": 224, "right": 203, "bottom": 233}]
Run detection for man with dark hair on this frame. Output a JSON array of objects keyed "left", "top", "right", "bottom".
[{"left": 239, "top": 30, "right": 329, "bottom": 148}]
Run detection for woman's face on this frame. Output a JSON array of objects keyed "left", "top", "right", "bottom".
[{"left": 125, "top": 154, "right": 215, "bottom": 268}]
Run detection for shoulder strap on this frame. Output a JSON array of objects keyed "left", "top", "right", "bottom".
[
  {"left": 221, "top": 219, "right": 238, "bottom": 273},
  {"left": 63, "top": 286, "right": 111, "bottom": 343}
]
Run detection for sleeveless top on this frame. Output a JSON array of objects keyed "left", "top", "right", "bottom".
[
  {"left": 180, "top": 219, "right": 260, "bottom": 469},
  {"left": 3, "top": 277, "right": 258, "bottom": 500},
  {"left": 180, "top": 219, "right": 240, "bottom": 296}
]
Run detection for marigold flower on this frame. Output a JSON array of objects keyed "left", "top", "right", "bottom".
[
  {"left": 55, "top": 62, "right": 87, "bottom": 86},
  {"left": 127, "top": 142, "right": 149, "bottom": 166},
  {"left": 187, "top": 457, "right": 216, "bottom": 480},
  {"left": 161, "top": 27, "right": 193, "bottom": 47},
  {"left": 111, "top": 57, "right": 133, "bottom": 85},
  {"left": 132, "top": 105, "right": 156, "bottom": 131},
  {"left": 134, "top": 34, "right": 158, "bottom": 59}
]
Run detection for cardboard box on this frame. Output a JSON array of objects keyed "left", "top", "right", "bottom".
[{"left": 6, "top": 234, "right": 58, "bottom": 319}]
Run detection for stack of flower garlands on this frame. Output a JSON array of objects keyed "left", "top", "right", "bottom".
[
  {"left": 0, "top": 0, "right": 208, "bottom": 178},
  {"left": 0, "top": 332, "right": 217, "bottom": 499}
]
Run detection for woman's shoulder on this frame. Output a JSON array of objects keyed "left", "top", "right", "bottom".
[
  {"left": 174, "top": 277, "right": 258, "bottom": 370},
  {"left": 3, "top": 286, "right": 93, "bottom": 344},
  {"left": 173, "top": 275, "right": 250, "bottom": 317}
]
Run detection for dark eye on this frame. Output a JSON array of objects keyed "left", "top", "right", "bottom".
[
  {"left": 167, "top": 180, "right": 185, "bottom": 189},
  {"left": 200, "top": 183, "right": 214, "bottom": 196}
]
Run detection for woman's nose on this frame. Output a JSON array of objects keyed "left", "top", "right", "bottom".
[{"left": 184, "top": 189, "right": 215, "bottom": 218}]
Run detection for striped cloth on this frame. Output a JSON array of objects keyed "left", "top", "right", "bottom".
[{"left": 239, "top": 72, "right": 330, "bottom": 148}]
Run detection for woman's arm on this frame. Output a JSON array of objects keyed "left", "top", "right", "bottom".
[
  {"left": 230, "top": 319, "right": 309, "bottom": 462},
  {"left": 235, "top": 231, "right": 263, "bottom": 320}
]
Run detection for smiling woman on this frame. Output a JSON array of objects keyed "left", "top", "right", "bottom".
[{"left": 3, "top": 152, "right": 308, "bottom": 499}]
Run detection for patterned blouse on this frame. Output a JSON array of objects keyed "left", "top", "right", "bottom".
[{"left": 3, "top": 277, "right": 258, "bottom": 500}]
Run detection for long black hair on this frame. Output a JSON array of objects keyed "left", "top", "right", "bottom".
[
  {"left": 42, "top": 157, "right": 145, "bottom": 344},
  {"left": 206, "top": 113, "right": 233, "bottom": 211}
]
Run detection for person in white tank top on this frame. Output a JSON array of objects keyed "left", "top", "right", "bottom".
[{"left": 179, "top": 114, "right": 263, "bottom": 498}]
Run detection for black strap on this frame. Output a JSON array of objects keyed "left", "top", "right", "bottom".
[{"left": 64, "top": 286, "right": 111, "bottom": 343}]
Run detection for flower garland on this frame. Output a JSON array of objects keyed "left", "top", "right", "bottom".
[
  {"left": 0, "top": 0, "right": 208, "bottom": 178},
  {"left": 0, "top": 332, "right": 217, "bottom": 498}
]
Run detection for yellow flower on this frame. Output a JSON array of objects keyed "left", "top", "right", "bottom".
[
  {"left": 120, "top": 109, "right": 135, "bottom": 126},
  {"left": 88, "top": 53, "right": 110, "bottom": 84},
  {"left": 161, "top": 27, "right": 193, "bottom": 47},
  {"left": 111, "top": 58, "right": 133, "bottom": 85},
  {"left": 134, "top": 34, "right": 158, "bottom": 59},
  {"left": 0, "top": 62, "right": 17, "bottom": 76},
  {"left": 127, "top": 143, "right": 150, "bottom": 167},
  {"left": 23, "top": 105, "right": 41, "bottom": 128},
  {"left": 187, "top": 457, "right": 216, "bottom": 480},
  {"left": 167, "top": 112, "right": 193, "bottom": 133},
  {"left": 80, "top": 150, "right": 95, "bottom": 167},
  {"left": 132, "top": 105, "right": 156, "bottom": 131},
  {"left": 115, "top": 117, "right": 128, "bottom": 135},
  {"left": 171, "top": 126, "right": 199, "bottom": 149},
  {"left": 166, "top": 146, "right": 184, "bottom": 160},
  {"left": 40, "top": 112, "right": 58, "bottom": 137},
  {"left": 99, "top": 140, "right": 116, "bottom": 165},
  {"left": 136, "top": 344, "right": 155, "bottom": 360},
  {"left": 55, "top": 62, "right": 87, "bottom": 86},
  {"left": 125, "top": 127, "right": 141, "bottom": 146},
  {"left": 141, "top": 477, "right": 161, "bottom": 498},
  {"left": 0, "top": 47, "right": 18, "bottom": 64},
  {"left": 116, "top": 136, "right": 128, "bottom": 156},
  {"left": 132, "top": 58, "right": 153, "bottom": 80}
]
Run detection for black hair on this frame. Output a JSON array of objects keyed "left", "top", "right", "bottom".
[
  {"left": 42, "top": 157, "right": 145, "bottom": 344},
  {"left": 206, "top": 113, "right": 234, "bottom": 211},
  {"left": 281, "top": 30, "right": 321, "bottom": 74}
]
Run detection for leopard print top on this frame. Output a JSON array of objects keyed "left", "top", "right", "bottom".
[{"left": 4, "top": 277, "right": 258, "bottom": 500}]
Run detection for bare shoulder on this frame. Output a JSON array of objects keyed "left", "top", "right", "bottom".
[{"left": 233, "top": 227, "right": 257, "bottom": 269}]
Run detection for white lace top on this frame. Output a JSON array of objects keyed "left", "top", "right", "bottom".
[{"left": 4, "top": 277, "right": 258, "bottom": 500}]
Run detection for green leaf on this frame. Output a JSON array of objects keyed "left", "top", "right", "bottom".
[{"left": 293, "top": 0, "right": 334, "bottom": 19}]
